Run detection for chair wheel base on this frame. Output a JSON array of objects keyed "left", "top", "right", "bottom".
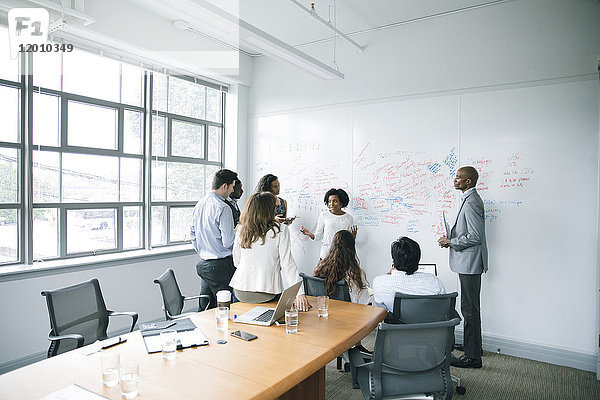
[{"left": 456, "top": 385, "right": 466, "bottom": 395}]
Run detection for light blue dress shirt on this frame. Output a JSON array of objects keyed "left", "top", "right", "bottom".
[{"left": 190, "top": 191, "right": 235, "bottom": 260}]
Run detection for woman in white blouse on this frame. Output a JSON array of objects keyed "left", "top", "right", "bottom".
[
  {"left": 300, "top": 188, "right": 358, "bottom": 259},
  {"left": 230, "top": 192, "right": 311, "bottom": 311}
]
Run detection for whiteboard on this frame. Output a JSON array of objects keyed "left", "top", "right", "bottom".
[
  {"left": 249, "top": 107, "right": 354, "bottom": 271},
  {"left": 460, "top": 80, "right": 599, "bottom": 352},
  {"left": 248, "top": 79, "right": 599, "bottom": 353}
]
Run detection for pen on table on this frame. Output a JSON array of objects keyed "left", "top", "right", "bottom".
[
  {"left": 143, "top": 322, "right": 176, "bottom": 332},
  {"left": 102, "top": 337, "right": 127, "bottom": 349}
]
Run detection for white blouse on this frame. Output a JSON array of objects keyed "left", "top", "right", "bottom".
[
  {"left": 231, "top": 224, "right": 304, "bottom": 295},
  {"left": 313, "top": 211, "right": 355, "bottom": 259}
]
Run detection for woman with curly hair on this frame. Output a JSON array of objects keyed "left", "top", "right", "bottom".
[
  {"left": 230, "top": 191, "right": 310, "bottom": 310},
  {"left": 255, "top": 173, "right": 295, "bottom": 225},
  {"left": 300, "top": 188, "right": 358, "bottom": 259},
  {"left": 313, "top": 229, "right": 371, "bottom": 305}
]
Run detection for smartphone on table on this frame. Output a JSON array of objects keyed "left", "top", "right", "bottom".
[{"left": 230, "top": 330, "right": 258, "bottom": 341}]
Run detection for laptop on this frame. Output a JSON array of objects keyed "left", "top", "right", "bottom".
[
  {"left": 234, "top": 281, "right": 302, "bottom": 326},
  {"left": 418, "top": 263, "right": 438, "bottom": 276}
]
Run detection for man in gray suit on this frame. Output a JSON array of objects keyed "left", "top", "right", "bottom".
[{"left": 438, "top": 166, "right": 488, "bottom": 368}]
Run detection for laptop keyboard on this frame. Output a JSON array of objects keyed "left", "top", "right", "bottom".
[{"left": 253, "top": 309, "right": 274, "bottom": 322}]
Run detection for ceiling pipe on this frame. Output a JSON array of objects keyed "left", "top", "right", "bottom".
[
  {"left": 27, "top": 0, "right": 96, "bottom": 25},
  {"left": 288, "top": 0, "right": 364, "bottom": 52}
]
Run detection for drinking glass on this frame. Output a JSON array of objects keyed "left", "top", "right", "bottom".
[
  {"left": 100, "top": 351, "right": 119, "bottom": 387},
  {"left": 317, "top": 295, "right": 329, "bottom": 318},
  {"left": 285, "top": 308, "right": 299, "bottom": 334},
  {"left": 216, "top": 306, "right": 229, "bottom": 332},
  {"left": 160, "top": 329, "right": 177, "bottom": 360},
  {"left": 119, "top": 361, "right": 139, "bottom": 399}
]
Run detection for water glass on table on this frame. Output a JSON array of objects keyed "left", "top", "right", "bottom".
[
  {"left": 120, "top": 361, "right": 139, "bottom": 399},
  {"left": 285, "top": 308, "right": 298, "bottom": 334},
  {"left": 317, "top": 295, "right": 329, "bottom": 318},
  {"left": 100, "top": 351, "right": 120, "bottom": 387},
  {"left": 160, "top": 329, "right": 177, "bottom": 361},
  {"left": 216, "top": 306, "right": 229, "bottom": 332}
]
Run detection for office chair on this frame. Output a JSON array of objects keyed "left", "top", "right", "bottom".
[
  {"left": 41, "top": 278, "right": 138, "bottom": 358},
  {"left": 153, "top": 268, "right": 211, "bottom": 320},
  {"left": 299, "top": 272, "right": 354, "bottom": 370},
  {"left": 349, "top": 318, "right": 460, "bottom": 400},
  {"left": 390, "top": 292, "right": 466, "bottom": 396}
]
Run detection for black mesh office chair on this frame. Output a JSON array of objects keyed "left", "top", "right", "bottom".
[
  {"left": 300, "top": 272, "right": 353, "bottom": 370},
  {"left": 390, "top": 292, "right": 466, "bottom": 395},
  {"left": 349, "top": 318, "right": 460, "bottom": 400},
  {"left": 299, "top": 272, "right": 351, "bottom": 301},
  {"left": 153, "top": 268, "right": 211, "bottom": 320},
  {"left": 41, "top": 278, "right": 138, "bottom": 358}
]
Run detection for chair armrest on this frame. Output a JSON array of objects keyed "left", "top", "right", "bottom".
[
  {"left": 108, "top": 310, "right": 139, "bottom": 332},
  {"left": 348, "top": 346, "right": 373, "bottom": 369},
  {"left": 48, "top": 331, "right": 85, "bottom": 348},
  {"left": 184, "top": 294, "right": 212, "bottom": 311},
  {"left": 183, "top": 294, "right": 211, "bottom": 301}
]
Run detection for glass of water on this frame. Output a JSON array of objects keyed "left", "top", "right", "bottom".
[
  {"left": 160, "top": 329, "right": 177, "bottom": 361},
  {"left": 120, "top": 361, "right": 139, "bottom": 399},
  {"left": 285, "top": 308, "right": 298, "bottom": 334},
  {"left": 216, "top": 306, "right": 229, "bottom": 332},
  {"left": 100, "top": 351, "right": 120, "bottom": 387},
  {"left": 317, "top": 295, "right": 329, "bottom": 318}
]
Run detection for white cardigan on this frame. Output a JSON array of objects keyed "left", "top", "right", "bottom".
[{"left": 231, "top": 224, "right": 304, "bottom": 296}]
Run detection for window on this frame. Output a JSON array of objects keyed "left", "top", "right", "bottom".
[
  {"left": 150, "top": 73, "right": 223, "bottom": 247},
  {"left": 0, "top": 27, "right": 23, "bottom": 264},
  {"left": 0, "top": 33, "right": 226, "bottom": 266}
]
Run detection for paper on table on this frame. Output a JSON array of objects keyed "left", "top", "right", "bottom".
[
  {"left": 40, "top": 384, "right": 109, "bottom": 400},
  {"left": 143, "top": 328, "right": 209, "bottom": 353},
  {"left": 78, "top": 341, "right": 103, "bottom": 356}
]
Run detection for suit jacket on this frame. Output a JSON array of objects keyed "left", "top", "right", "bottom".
[{"left": 449, "top": 188, "right": 488, "bottom": 274}]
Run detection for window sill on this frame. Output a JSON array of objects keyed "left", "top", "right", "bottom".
[{"left": 0, "top": 244, "right": 197, "bottom": 282}]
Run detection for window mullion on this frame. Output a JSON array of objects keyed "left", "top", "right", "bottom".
[{"left": 24, "top": 52, "right": 33, "bottom": 265}]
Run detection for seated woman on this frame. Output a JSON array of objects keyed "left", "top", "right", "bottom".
[
  {"left": 314, "top": 229, "right": 371, "bottom": 305},
  {"left": 255, "top": 174, "right": 295, "bottom": 225},
  {"left": 314, "top": 229, "right": 372, "bottom": 354},
  {"left": 230, "top": 192, "right": 310, "bottom": 311}
]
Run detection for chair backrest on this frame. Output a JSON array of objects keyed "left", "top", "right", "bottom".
[
  {"left": 370, "top": 318, "right": 460, "bottom": 400},
  {"left": 299, "top": 272, "right": 351, "bottom": 302},
  {"left": 153, "top": 268, "right": 185, "bottom": 320},
  {"left": 391, "top": 292, "right": 458, "bottom": 324},
  {"left": 41, "top": 278, "right": 110, "bottom": 357}
]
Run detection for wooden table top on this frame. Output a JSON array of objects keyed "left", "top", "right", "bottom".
[{"left": 0, "top": 297, "right": 386, "bottom": 400}]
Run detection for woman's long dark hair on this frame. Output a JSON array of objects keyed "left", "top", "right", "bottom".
[
  {"left": 314, "top": 230, "right": 366, "bottom": 296},
  {"left": 238, "top": 192, "right": 281, "bottom": 248}
]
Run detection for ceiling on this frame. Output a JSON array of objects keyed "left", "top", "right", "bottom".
[
  {"left": 237, "top": 0, "right": 507, "bottom": 49},
  {"left": 0, "top": 0, "right": 513, "bottom": 81}
]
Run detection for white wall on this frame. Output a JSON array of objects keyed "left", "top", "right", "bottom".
[
  {"left": 247, "top": 0, "right": 600, "bottom": 371},
  {"left": 0, "top": 253, "right": 199, "bottom": 371}
]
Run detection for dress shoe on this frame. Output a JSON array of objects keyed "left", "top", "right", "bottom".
[{"left": 450, "top": 355, "right": 482, "bottom": 369}]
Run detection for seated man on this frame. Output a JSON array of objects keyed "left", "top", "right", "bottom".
[{"left": 372, "top": 236, "right": 445, "bottom": 311}]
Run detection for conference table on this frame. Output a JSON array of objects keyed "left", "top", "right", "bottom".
[{"left": 0, "top": 297, "right": 386, "bottom": 400}]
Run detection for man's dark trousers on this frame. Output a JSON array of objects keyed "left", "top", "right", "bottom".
[
  {"left": 196, "top": 256, "right": 236, "bottom": 310},
  {"left": 459, "top": 273, "right": 482, "bottom": 359}
]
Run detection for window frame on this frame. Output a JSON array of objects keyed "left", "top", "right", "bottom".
[
  {"left": 0, "top": 44, "right": 226, "bottom": 267},
  {"left": 148, "top": 73, "right": 224, "bottom": 248},
  {"left": 0, "top": 52, "right": 25, "bottom": 265}
]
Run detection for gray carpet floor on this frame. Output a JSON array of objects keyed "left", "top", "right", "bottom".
[{"left": 325, "top": 331, "right": 600, "bottom": 400}]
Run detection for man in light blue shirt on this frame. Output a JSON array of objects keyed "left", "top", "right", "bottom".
[{"left": 191, "top": 169, "right": 238, "bottom": 309}]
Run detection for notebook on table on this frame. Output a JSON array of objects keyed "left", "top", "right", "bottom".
[
  {"left": 140, "top": 317, "right": 208, "bottom": 353},
  {"left": 234, "top": 281, "right": 302, "bottom": 326}
]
